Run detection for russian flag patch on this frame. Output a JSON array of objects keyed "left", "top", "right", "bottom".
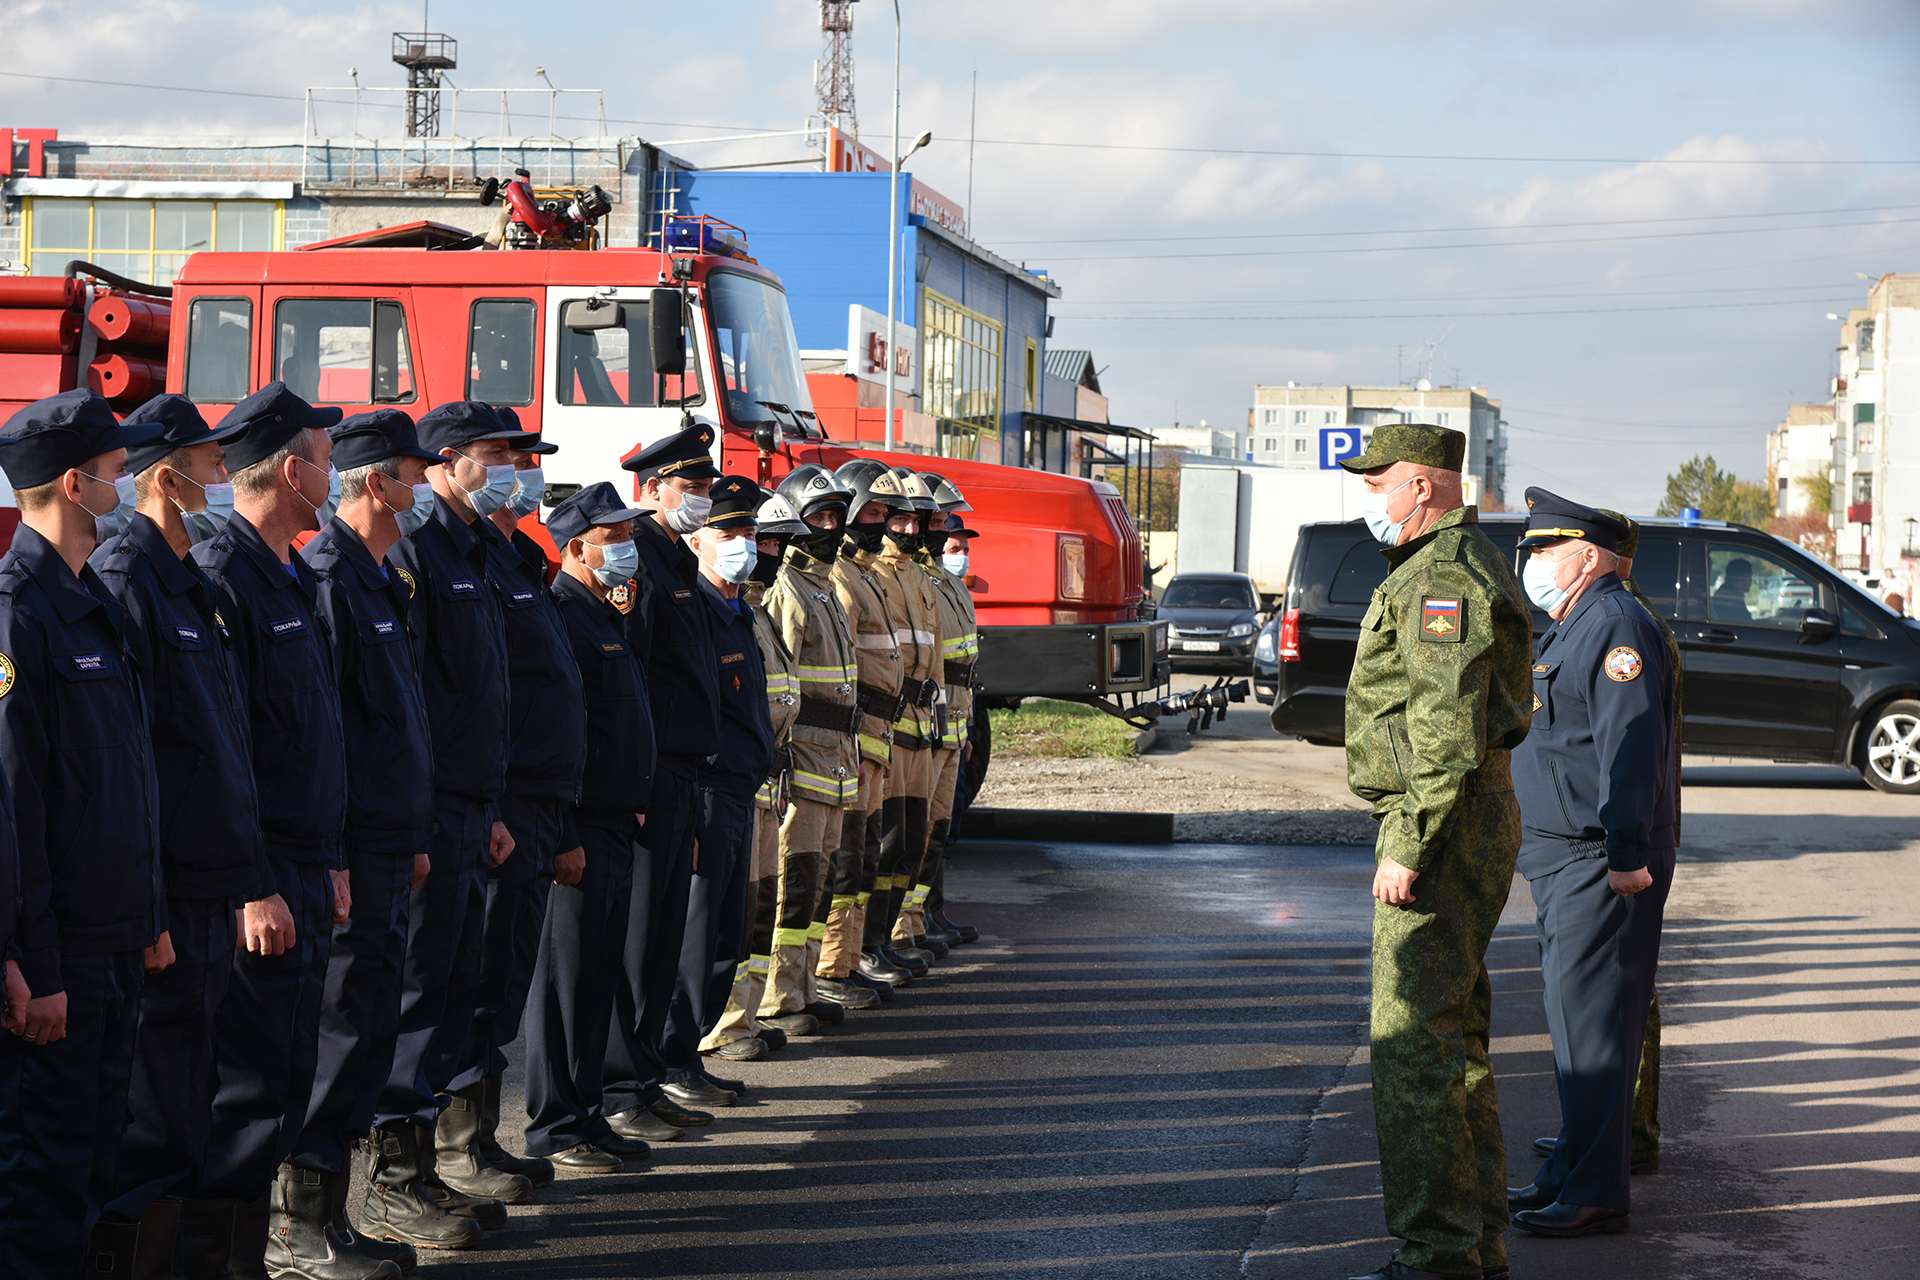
[{"left": 1420, "top": 597, "right": 1463, "bottom": 642}]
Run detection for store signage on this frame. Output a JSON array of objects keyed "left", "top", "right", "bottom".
[
  {"left": 0, "top": 128, "right": 59, "bottom": 178},
  {"left": 847, "top": 304, "right": 915, "bottom": 394},
  {"left": 825, "top": 127, "right": 967, "bottom": 237}
]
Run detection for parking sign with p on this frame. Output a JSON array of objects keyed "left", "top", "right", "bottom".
[{"left": 1320, "top": 427, "right": 1362, "bottom": 470}]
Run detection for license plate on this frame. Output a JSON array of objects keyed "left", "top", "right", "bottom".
[{"left": 1182, "top": 640, "right": 1220, "bottom": 652}]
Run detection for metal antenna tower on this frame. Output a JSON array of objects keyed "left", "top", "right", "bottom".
[
  {"left": 392, "top": 11, "right": 457, "bottom": 139},
  {"left": 816, "top": 1, "right": 859, "bottom": 137}
]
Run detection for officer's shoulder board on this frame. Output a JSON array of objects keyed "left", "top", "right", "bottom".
[{"left": 1418, "top": 595, "right": 1464, "bottom": 643}]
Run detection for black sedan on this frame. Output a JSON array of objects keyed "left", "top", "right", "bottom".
[{"left": 1160, "top": 572, "right": 1263, "bottom": 672}]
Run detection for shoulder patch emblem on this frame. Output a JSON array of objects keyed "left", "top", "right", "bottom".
[
  {"left": 1419, "top": 596, "right": 1463, "bottom": 642},
  {"left": 1605, "top": 646, "right": 1643, "bottom": 682},
  {"left": 0, "top": 654, "right": 14, "bottom": 699},
  {"left": 394, "top": 567, "right": 417, "bottom": 599},
  {"left": 610, "top": 581, "right": 634, "bottom": 614}
]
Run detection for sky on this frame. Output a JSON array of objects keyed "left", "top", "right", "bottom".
[{"left": 5, "top": 0, "right": 1918, "bottom": 512}]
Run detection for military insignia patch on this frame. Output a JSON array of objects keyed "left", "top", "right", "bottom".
[
  {"left": 394, "top": 566, "right": 417, "bottom": 599},
  {"left": 0, "top": 654, "right": 13, "bottom": 699},
  {"left": 1532, "top": 693, "right": 1543, "bottom": 713},
  {"left": 1604, "top": 646, "right": 1643, "bottom": 682},
  {"left": 1419, "top": 597, "right": 1463, "bottom": 642},
  {"left": 609, "top": 581, "right": 633, "bottom": 613}
]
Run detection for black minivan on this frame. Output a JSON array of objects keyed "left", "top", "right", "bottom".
[{"left": 1258, "top": 515, "right": 1920, "bottom": 794}]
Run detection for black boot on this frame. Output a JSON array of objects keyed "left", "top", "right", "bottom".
[
  {"left": 173, "top": 1199, "right": 237, "bottom": 1280},
  {"left": 84, "top": 1221, "right": 137, "bottom": 1280},
  {"left": 929, "top": 907, "right": 978, "bottom": 944},
  {"left": 230, "top": 1190, "right": 272, "bottom": 1280},
  {"left": 435, "top": 1082, "right": 532, "bottom": 1204},
  {"left": 477, "top": 1073, "right": 554, "bottom": 1188},
  {"left": 324, "top": 1155, "right": 416, "bottom": 1275},
  {"left": 360, "top": 1125, "right": 482, "bottom": 1250},
  {"left": 265, "top": 1164, "right": 400, "bottom": 1279}
]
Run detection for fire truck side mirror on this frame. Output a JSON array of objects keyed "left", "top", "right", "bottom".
[
  {"left": 650, "top": 288, "right": 686, "bottom": 376},
  {"left": 562, "top": 300, "right": 624, "bottom": 331}
]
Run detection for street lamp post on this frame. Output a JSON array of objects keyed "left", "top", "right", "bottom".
[{"left": 885, "top": 1, "right": 901, "bottom": 451}]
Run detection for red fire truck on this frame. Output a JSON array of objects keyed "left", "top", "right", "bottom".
[{"left": 0, "top": 176, "right": 1169, "bottom": 722}]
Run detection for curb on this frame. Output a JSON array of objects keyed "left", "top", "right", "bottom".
[
  {"left": 1131, "top": 726, "right": 1158, "bottom": 755},
  {"left": 961, "top": 808, "right": 1176, "bottom": 844}
]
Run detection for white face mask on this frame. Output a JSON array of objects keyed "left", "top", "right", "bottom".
[
  {"left": 710, "top": 534, "right": 757, "bottom": 584},
  {"left": 1359, "top": 477, "right": 1416, "bottom": 546},
  {"left": 505, "top": 466, "right": 545, "bottom": 518},
  {"left": 590, "top": 538, "right": 639, "bottom": 588},
  {"left": 665, "top": 486, "right": 713, "bottom": 535},
  {"left": 456, "top": 455, "right": 517, "bottom": 517},
  {"left": 942, "top": 552, "right": 970, "bottom": 578},
  {"left": 1524, "top": 553, "right": 1571, "bottom": 612}
]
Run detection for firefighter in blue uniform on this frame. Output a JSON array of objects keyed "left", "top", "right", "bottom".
[
  {"left": 284, "top": 409, "right": 448, "bottom": 1276},
  {"left": 88, "top": 394, "right": 261, "bottom": 1272},
  {"left": 446, "top": 420, "right": 584, "bottom": 1198},
  {"left": 192, "top": 381, "right": 350, "bottom": 1279},
  {"left": 601, "top": 421, "right": 724, "bottom": 1141},
  {"left": 363, "top": 401, "right": 520, "bottom": 1247},
  {"left": 0, "top": 391, "right": 165, "bottom": 1280},
  {"left": 661, "top": 476, "right": 775, "bottom": 1103},
  {"left": 522, "top": 482, "right": 659, "bottom": 1171},
  {"left": 1507, "top": 489, "right": 1677, "bottom": 1240}
]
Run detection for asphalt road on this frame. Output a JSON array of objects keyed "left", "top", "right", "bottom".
[{"left": 393, "top": 741, "right": 1917, "bottom": 1280}]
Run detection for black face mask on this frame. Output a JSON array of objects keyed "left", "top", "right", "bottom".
[
  {"left": 795, "top": 525, "right": 842, "bottom": 564},
  {"left": 884, "top": 528, "right": 921, "bottom": 554},
  {"left": 750, "top": 548, "right": 783, "bottom": 586},
  {"left": 846, "top": 523, "right": 887, "bottom": 555},
  {"left": 919, "top": 531, "right": 947, "bottom": 556}
]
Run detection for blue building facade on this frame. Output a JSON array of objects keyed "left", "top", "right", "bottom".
[{"left": 653, "top": 168, "right": 1060, "bottom": 467}]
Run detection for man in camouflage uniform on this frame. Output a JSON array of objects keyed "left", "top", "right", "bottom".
[{"left": 1338, "top": 423, "right": 1534, "bottom": 1280}]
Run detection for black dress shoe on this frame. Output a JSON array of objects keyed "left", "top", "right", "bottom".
[
  {"left": 662, "top": 1079, "right": 734, "bottom": 1109},
  {"left": 857, "top": 951, "right": 913, "bottom": 987},
  {"left": 818, "top": 977, "right": 882, "bottom": 1008},
  {"left": 647, "top": 1098, "right": 714, "bottom": 1127},
  {"left": 842, "top": 971, "right": 893, "bottom": 1000},
  {"left": 804, "top": 1000, "right": 846, "bottom": 1026},
  {"left": 1507, "top": 1182, "right": 1556, "bottom": 1211},
  {"left": 756, "top": 1026, "right": 788, "bottom": 1050},
  {"left": 1511, "top": 1201, "right": 1630, "bottom": 1237},
  {"left": 607, "top": 1107, "right": 685, "bottom": 1142},
  {"left": 700, "top": 1068, "right": 747, "bottom": 1096},
  {"left": 550, "top": 1143, "right": 623, "bottom": 1174},
  {"left": 594, "top": 1133, "right": 651, "bottom": 1160},
  {"left": 1347, "top": 1260, "right": 1448, "bottom": 1280},
  {"left": 1532, "top": 1136, "right": 1560, "bottom": 1158}
]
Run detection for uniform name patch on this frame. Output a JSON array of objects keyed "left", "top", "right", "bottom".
[
  {"left": 1605, "top": 646, "right": 1643, "bottom": 682},
  {"left": 720, "top": 651, "right": 747, "bottom": 664},
  {"left": 450, "top": 580, "right": 477, "bottom": 594},
  {"left": 510, "top": 590, "right": 534, "bottom": 603},
  {"left": 270, "top": 617, "right": 305, "bottom": 637},
  {"left": 1420, "top": 597, "right": 1463, "bottom": 642},
  {"left": 373, "top": 619, "right": 398, "bottom": 636},
  {"left": 600, "top": 641, "right": 626, "bottom": 654},
  {"left": 671, "top": 588, "right": 693, "bottom": 602},
  {"left": 175, "top": 626, "right": 202, "bottom": 643},
  {"left": 72, "top": 653, "right": 105, "bottom": 671}
]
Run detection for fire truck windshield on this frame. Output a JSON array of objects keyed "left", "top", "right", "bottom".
[{"left": 707, "top": 270, "right": 816, "bottom": 428}]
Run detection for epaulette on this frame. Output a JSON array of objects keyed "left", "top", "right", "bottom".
[
  {"left": 0, "top": 563, "right": 27, "bottom": 597},
  {"left": 1433, "top": 527, "right": 1465, "bottom": 562}
]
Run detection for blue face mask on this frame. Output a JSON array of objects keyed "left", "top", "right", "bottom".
[
  {"left": 505, "top": 466, "right": 545, "bottom": 518},
  {"left": 712, "top": 535, "right": 758, "bottom": 585},
  {"left": 456, "top": 453, "right": 517, "bottom": 517},
  {"left": 169, "top": 474, "right": 235, "bottom": 545},
  {"left": 81, "top": 471, "right": 138, "bottom": 541},
  {"left": 394, "top": 481, "right": 436, "bottom": 537},
  {"left": 296, "top": 457, "right": 341, "bottom": 528},
  {"left": 591, "top": 538, "right": 638, "bottom": 588},
  {"left": 1359, "top": 477, "right": 1415, "bottom": 546},
  {"left": 1523, "top": 553, "right": 1570, "bottom": 613},
  {"left": 942, "top": 552, "right": 969, "bottom": 578}
]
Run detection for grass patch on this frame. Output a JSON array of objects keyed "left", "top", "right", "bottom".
[{"left": 989, "top": 698, "right": 1139, "bottom": 760}]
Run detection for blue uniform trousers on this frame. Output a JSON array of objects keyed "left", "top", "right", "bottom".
[
  {"left": 376, "top": 794, "right": 489, "bottom": 1131},
  {"left": 199, "top": 853, "right": 331, "bottom": 1199},
  {"left": 450, "top": 793, "right": 563, "bottom": 1093},
  {"left": 663, "top": 786, "right": 754, "bottom": 1077},
  {"left": 290, "top": 848, "right": 414, "bottom": 1173},
  {"left": 0, "top": 950, "right": 143, "bottom": 1280},
  {"left": 105, "top": 897, "right": 236, "bottom": 1219},
  {"left": 522, "top": 815, "right": 636, "bottom": 1156},
  {"left": 601, "top": 761, "right": 699, "bottom": 1115},
  {"left": 1529, "top": 846, "right": 1676, "bottom": 1212}
]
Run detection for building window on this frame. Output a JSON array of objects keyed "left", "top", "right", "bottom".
[
  {"left": 1322, "top": 410, "right": 1338, "bottom": 425},
  {"left": 1292, "top": 437, "right": 1309, "bottom": 454},
  {"left": 922, "top": 289, "right": 1003, "bottom": 462},
  {"left": 1262, "top": 436, "right": 1278, "bottom": 454},
  {"left": 1437, "top": 412, "right": 1452, "bottom": 427},
  {"left": 1262, "top": 408, "right": 1279, "bottom": 426},
  {"left": 1024, "top": 338, "right": 1039, "bottom": 410},
  {"left": 273, "top": 298, "right": 414, "bottom": 404},
  {"left": 27, "top": 198, "right": 280, "bottom": 285},
  {"left": 1857, "top": 424, "right": 1874, "bottom": 454},
  {"left": 1292, "top": 409, "right": 1308, "bottom": 426},
  {"left": 1858, "top": 321, "right": 1875, "bottom": 371},
  {"left": 1853, "top": 474, "right": 1872, "bottom": 505}
]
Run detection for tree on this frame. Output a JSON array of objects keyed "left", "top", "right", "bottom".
[
  {"left": 1656, "top": 455, "right": 1774, "bottom": 525},
  {"left": 1794, "top": 474, "right": 1833, "bottom": 517}
]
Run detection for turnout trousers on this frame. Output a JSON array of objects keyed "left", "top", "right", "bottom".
[
  {"left": 1529, "top": 845, "right": 1676, "bottom": 1212},
  {"left": 0, "top": 949, "right": 143, "bottom": 1280},
  {"left": 200, "top": 851, "right": 332, "bottom": 1200},
  {"left": 289, "top": 847, "right": 414, "bottom": 1174},
  {"left": 1370, "top": 790, "right": 1518, "bottom": 1278},
  {"left": 896, "top": 745, "right": 961, "bottom": 942},
  {"left": 867, "top": 744, "right": 931, "bottom": 950},
  {"left": 374, "top": 793, "right": 491, "bottom": 1131},
  {"left": 451, "top": 793, "right": 566, "bottom": 1093},
  {"left": 818, "top": 768, "right": 883, "bottom": 980},
  {"left": 105, "top": 896, "right": 237, "bottom": 1219},
  {"left": 761, "top": 797, "right": 833, "bottom": 1019},
  {"left": 522, "top": 814, "right": 637, "bottom": 1157},
  {"left": 602, "top": 758, "right": 700, "bottom": 1115}
]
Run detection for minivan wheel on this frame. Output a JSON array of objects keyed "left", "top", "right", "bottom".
[{"left": 1859, "top": 699, "right": 1920, "bottom": 795}]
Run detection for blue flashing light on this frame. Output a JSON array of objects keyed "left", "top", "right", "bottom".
[{"left": 661, "top": 215, "right": 754, "bottom": 262}]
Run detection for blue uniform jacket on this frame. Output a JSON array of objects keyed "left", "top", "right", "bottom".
[
  {"left": 303, "top": 518, "right": 434, "bottom": 857},
  {"left": 91, "top": 513, "right": 263, "bottom": 904},
  {"left": 194, "top": 513, "right": 347, "bottom": 884},
  {"left": 1513, "top": 573, "right": 1677, "bottom": 880},
  {"left": 698, "top": 578, "right": 774, "bottom": 804},
  {"left": 0, "top": 525, "right": 161, "bottom": 995},
  {"left": 388, "top": 501, "right": 511, "bottom": 803},
  {"left": 626, "top": 516, "right": 721, "bottom": 765},
  {"left": 552, "top": 570, "right": 655, "bottom": 825},
  {"left": 486, "top": 529, "right": 585, "bottom": 803}
]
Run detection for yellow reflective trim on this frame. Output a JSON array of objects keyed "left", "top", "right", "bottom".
[
  {"left": 856, "top": 634, "right": 897, "bottom": 650},
  {"left": 854, "top": 891, "right": 872, "bottom": 907},
  {"left": 806, "top": 921, "right": 828, "bottom": 941},
  {"left": 859, "top": 732, "right": 892, "bottom": 761},
  {"left": 831, "top": 894, "right": 858, "bottom": 911},
  {"left": 772, "top": 927, "right": 810, "bottom": 949},
  {"left": 748, "top": 953, "right": 772, "bottom": 969},
  {"left": 796, "top": 663, "right": 857, "bottom": 677}
]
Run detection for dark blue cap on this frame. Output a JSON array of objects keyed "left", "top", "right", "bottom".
[
  {"left": 1, "top": 389, "right": 167, "bottom": 489},
  {"left": 218, "top": 382, "right": 344, "bottom": 473},
  {"left": 491, "top": 406, "right": 556, "bottom": 455},
  {"left": 1517, "top": 487, "right": 1629, "bottom": 553},
  {"left": 619, "top": 420, "right": 721, "bottom": 480},
  {"left": 124, "top": 394, "right": 250, "bottom": 475},
  {"left": 329, "top": 409, "right": 446, "bottom": 472},
  {"left": 705, "top": 474, "right": 761, "bottom": 529},
  {"left": 942, "top": 511, "right": 980, "bottom": 538},
  {"left": 548, "top": 481, "right": 650, "bottom": 547},
  {"left": 416, "top": 401, "right": 543, "bottom": 456}
]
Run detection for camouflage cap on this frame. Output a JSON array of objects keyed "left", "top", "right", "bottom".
[
  {"left": 1338, "top": 421, "right": 1467, "bottom": 474},
  {"left": 1597, "top": 507, "right": 1640, "bottom": 559}
]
